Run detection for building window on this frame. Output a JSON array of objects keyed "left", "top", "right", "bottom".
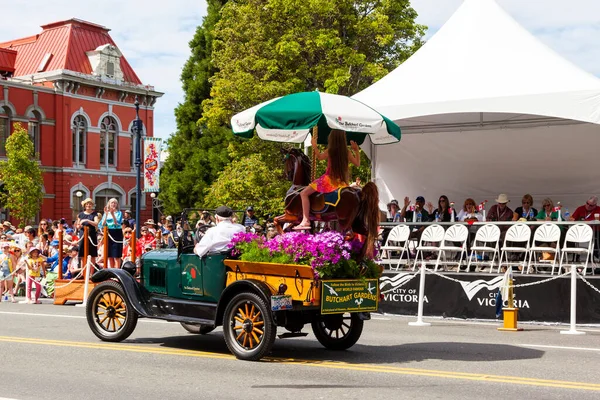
[
  {"left": 100, "top": 116, "right": 117, "bottom": 167},
  {"left": 106, "top": 61, "right": 115, "bottom": 77},
  {"left": 0, "top": 107, "right": 9, "bottom": 157},
  {"left": 72, "top": 116, "right": 87, "bottom": 165},
  {"left": 28, "top": 120, "right": 40, "bottom": 156},
  {"left": 94, "top": 188, "right": 121, "bottom": 212}
]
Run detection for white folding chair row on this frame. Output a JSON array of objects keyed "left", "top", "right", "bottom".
[
  {"left": 415, "top": 224, "right": 468, "bottom": 271},
  {"left": 379, "top": 225, "right": 411, "bottom": 270}
]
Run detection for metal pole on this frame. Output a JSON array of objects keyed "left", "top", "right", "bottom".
[
  {"left": 134, "top": 97, "right": 142, "bottom": 239},
  {"left": 409, "top": 263, "right": 431, "bottom": 326},
  {"left": 560, "top": 265, "right": 585, "bottom": 335},
  {"left": 57, "top": 230, "right": 63, "bottom": 280}
]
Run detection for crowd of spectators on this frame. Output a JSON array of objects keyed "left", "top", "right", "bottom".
[{"left": 0, "top": 200, "right": 277, "bottom": 303}]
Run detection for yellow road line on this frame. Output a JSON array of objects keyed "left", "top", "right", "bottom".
[{"left": 1, "top": 335, "right": 599, "bottom": 392}]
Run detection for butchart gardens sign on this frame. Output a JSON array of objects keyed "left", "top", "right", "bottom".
[{"left": 321, "top": 279, "right": 379, "bottom": 314}]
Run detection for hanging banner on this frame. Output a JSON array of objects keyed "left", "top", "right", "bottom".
[{"left": 143, "top": 137, "right": 162, "bottom": 192}]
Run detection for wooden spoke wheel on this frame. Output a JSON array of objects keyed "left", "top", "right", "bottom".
[
  {"left": 223, "top": 292, "right": 276, "bottom": 361},
  {"left": 311, "top": 313, "right": 363, "bottom": 350},
  {"left": 180, "top": 323, "right": 215, "bottom": 335},
  {"left": 86, "top": 281, "right": 138, "bottom": 342}
]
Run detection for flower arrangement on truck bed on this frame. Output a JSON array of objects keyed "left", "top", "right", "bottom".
[{"left": 228, "top": 231, "right": 381, "bottom": 280}]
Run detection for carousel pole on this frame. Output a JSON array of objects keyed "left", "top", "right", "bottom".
[{"left": 311, "top": 126, "right": 318, "bottom": 181}]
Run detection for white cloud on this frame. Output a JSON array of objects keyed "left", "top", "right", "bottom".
[{"left": 2, "top": 0, "right": 599, "bottom": 139}]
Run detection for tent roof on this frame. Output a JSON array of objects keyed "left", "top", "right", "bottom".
[{"left": 354, "top": 0, "right": 600, "bottom": 126}]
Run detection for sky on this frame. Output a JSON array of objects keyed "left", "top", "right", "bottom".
[{"left": 1, "top": 0, "right": 599, "bottom": 141}]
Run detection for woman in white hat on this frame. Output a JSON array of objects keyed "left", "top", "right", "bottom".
[
  {"left": 76, "top": 197, "right": 101, "bottom": 265},
  {"left": 487, "top": 194, "right": 514, "bottom": 221}
]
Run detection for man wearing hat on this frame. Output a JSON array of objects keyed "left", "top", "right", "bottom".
[
  {"left": 401, "top": 196, "right": 430, "bottom": 222},
  {"left": 244, "top": 206, "right": 259, "bottom": 228},
  {"left": 123, "top": 210, "right": 135, "bottom": 227},
  {"left": 488, "top": 193, "right": 514, "bottom": 221},
  {"left": 144, "top": 219, "right": 157, "bottom": 235},
  {"left": 194, "top": 206, "right": 245, "bottom": 258}
]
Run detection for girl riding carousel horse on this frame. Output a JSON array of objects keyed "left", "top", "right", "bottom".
[{"left": 294, "top": 129, "right": 360, "bottom": 230}]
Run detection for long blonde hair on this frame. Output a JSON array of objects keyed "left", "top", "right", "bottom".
[{"left": 327, "top": 130, "right": 349, "bottom": 185}]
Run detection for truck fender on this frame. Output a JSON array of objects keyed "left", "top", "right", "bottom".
[
  {"left": 216, "top": 279, "right": 275, "bottom": 327},
  {"left": 91, "top": 269, "right": 152, "bottom": 318}
]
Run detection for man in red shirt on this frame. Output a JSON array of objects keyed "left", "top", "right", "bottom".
[{"left": 570, "top": 196, "right": 600, "bottom": 221}]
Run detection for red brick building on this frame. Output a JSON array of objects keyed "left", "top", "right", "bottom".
[{"left": 0, "top": 19, "right": 162, "bottom": 224}]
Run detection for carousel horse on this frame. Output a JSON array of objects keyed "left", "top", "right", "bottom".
[{"left": 274, "top": 148, "right": 380, "bottom": 259}]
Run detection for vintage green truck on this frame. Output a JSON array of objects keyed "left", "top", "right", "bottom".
[{"left": 86, "top": 242, "right": 379, "bottom": 361}]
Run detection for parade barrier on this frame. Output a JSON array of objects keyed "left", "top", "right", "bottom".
[{"left": 379, "top": 265, "right": 600, "bottom": 325}]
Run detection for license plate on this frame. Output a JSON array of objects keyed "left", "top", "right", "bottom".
[{"left": 271, "top": 294, "right": 293, "bottom": 311}]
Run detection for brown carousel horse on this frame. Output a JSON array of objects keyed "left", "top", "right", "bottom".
[{"left": 274, "top": 148, "right": 380, "bottom": 259}]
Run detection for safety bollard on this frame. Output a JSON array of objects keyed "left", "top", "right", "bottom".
[
  {"left": 560, "top": 265, "right": 585, "bottom": 335},
  {"left": 409, "top": 263, "right": 431, "bottom": 327}
]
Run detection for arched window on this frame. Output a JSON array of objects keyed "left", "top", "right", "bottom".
[
  {"left": 100, "top": 116, "right": 117, "bottom": 167},
  {"left": 94, "top": 188, "right": 121, "bottom": 212},
  {"left": 72, "top": 115, "right": 87, "bottom": 165},
  {"left": 27, "top": 110, "right": 41, "bottom": 156},
  {"left": 0, "top": 106, "right": 10, "bottom": 157}
]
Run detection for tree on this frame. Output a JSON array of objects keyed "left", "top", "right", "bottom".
[
  {"left": 0, "top": 123, "right": 44, "bottom": 226},
  {"left": 203, "top": 152, "right": 290, "bottom": 218},
  {"left": 159, "top": 0, "right": 231, "bottom": 214},
  {"left": 202, "top": 0, "right": 425, "bottom": 128}
]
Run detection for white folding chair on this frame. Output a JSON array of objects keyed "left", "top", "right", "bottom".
[
  {"left": 467, "top": 224, "right": 501, "bottom": 272},
  {"left": 379, "top": 225, "right": 411, "bottom": 270},
  {"left": 498, "top": 223, "right": 531, "bottom": 273},
  {"left": 528, "top": 223, "right": 561, "bottom": 275},
  {"left": 436, "top": 224, "right": 469, "bottom": 271},
  {"left": 560, "top": 224, "right": 595, "bottom": 276},
  {"left": 414, "top": 224, "right": 445, "bottom": 270}
]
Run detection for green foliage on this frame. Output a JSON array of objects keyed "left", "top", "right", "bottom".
[
  {"left": 0, "top": 123, "right": 44, "bottom": 226},
  {"left": 203, "top": 0, "right": 425, "bottom": 127},
  {"left": 316, "top": 257, "right": 381, "bottom": 280},
  {"left": 203, "top": 152, "right": 289, "bottom": 218},
  {"left": 159, "top": 0, "right": 230, "bottom": 215}
]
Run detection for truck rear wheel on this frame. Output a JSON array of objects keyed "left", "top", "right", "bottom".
[
  {"left": 180, "top": 323, "right": 215, "bottom": 335},
  {"left": 223, "top": 292, "right": 276, "bottom": 361},
  {"left": 86, "top": 281, "right": 138, "bottom": 342},
  {"left": 311, "top": 313, "right": 363, "bottom": 350}
]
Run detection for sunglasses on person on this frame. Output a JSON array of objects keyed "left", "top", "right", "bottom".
[
  {"left": 522, "top": 201, "right": 531, "bottom": 205},
  {"left": 40, "top": 223, "right": 47, "bottom": 226},
  {"left": 586, "top": 202, "right": 596, "bottom": 207},
  {"left": 439, "top": 199, "right": 447, "bottom": 203}
]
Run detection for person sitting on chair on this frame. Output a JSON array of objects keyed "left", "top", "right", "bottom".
[{"left": 194, "top": 206, "right": 245, "bottom": 258}]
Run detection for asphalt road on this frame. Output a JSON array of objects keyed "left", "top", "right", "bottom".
[{"left": 0, "top": 302, "right": 599, "bottom": 400}]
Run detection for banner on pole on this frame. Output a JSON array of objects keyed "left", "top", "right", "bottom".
[{"left": 143, "top": 137, "right": 162, "bottom": 192}]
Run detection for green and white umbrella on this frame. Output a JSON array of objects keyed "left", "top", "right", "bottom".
[{"left": 231, "top": 91, "right": 401, "bottom": 145}]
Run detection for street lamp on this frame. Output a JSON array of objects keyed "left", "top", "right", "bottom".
[
  {"left": 133, "top": 97, "right": 142, "bottom": 239},
  {"left": 75, "top": 190, "right": 83, "bottom": 218},
  {"left": 149, "top": 192, "right": 162, "bottom": 222}
]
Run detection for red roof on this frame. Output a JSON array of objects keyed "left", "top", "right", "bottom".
[
  {"left": 0, "top": 19, "right": 142, "bottom": 84},
  {"left": 0, "top": 48, "right": 17, "bottom": 73}
]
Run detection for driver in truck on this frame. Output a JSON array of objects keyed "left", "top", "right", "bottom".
[{"left": 194, "top": 206, "right": 245, "bottom": 258}]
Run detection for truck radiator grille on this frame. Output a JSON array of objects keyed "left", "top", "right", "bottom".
[{"left": 149, "top": 267, "right": 166, "bottom": 288}]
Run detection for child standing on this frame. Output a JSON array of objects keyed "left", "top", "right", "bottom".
[
  {"left": 294, "top": 129, "right": 360, "bottom": 230},
  {"left": 21, "top": 247, "right": 45, "bottom": 304},
  {"left": 0, "top": 242, "right": 15, "bottom": 302}
]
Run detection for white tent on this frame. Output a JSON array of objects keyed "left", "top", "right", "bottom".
[{"left": 354, "top": 0, "right": 600, "bottom": 214}]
